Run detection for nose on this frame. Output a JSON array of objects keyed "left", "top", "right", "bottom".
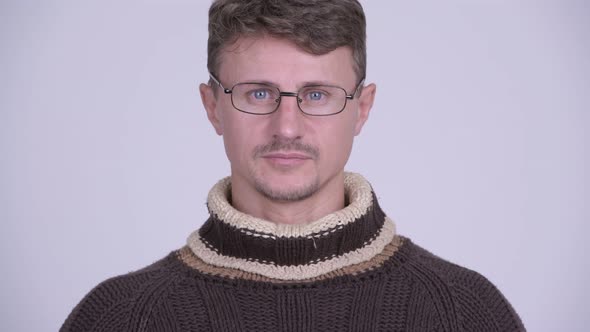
[{"left": 269, "top": 95, "right": 305, "bottom": 140}]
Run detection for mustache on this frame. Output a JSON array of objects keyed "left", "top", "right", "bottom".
[{"left": 253, "top": 139, "right": 320, "bottom": 159}]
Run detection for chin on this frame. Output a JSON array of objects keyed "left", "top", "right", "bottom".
[{"left": 252, "top": 170, "right": 320, "bottom": 202}]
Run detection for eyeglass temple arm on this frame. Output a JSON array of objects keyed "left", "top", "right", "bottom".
[
  {"left": 209, "top": 73, "right": 232, "bottom": 94},
  {"left": 346, "top": 77, "right": 366, "bottom": 100}
]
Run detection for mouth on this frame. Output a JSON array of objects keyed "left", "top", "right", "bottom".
[{"left": 261, "top": 152, "right": 312, "bottom": 167}]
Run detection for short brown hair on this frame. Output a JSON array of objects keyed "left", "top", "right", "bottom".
[{"left": 207, "top": 0, "right": 367, "bottom": 81}]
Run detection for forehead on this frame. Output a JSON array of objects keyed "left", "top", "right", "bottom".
[{"left": 217, "top": 36, "right": 356, "bottom": 87}]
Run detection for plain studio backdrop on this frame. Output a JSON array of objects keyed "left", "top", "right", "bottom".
[{"left": 1, "top": 0, "right": 588, "bottom": 331}]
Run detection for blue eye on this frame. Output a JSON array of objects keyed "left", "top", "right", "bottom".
[
  {"left": 253, "top": 90, "right": 268, "bottom": 99},
  {"left": 309, "top": 91, "right": 324, "bottom": 101}
]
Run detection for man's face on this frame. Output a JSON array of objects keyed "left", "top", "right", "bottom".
[{"left": 201, "top": 36, "right": 374, "bottom": 202}]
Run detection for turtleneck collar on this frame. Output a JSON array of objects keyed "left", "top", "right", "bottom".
[{"left": 187, "top": 173, "right": 396, "bottom": 281}]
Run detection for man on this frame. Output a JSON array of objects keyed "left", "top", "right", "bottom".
[{"left": 61, "top": 0, "right": 525, "bottom": 331}]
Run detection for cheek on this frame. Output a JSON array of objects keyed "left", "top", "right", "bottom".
[
  {"left": 318, "top": 115, "right": 357, "bottom": 166},
  {"left": 220, "top": 112, "right": 260, "bottom": 166}
]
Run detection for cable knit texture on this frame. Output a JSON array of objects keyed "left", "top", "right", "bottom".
[{"left": 61, "top": 173, "right": 525, "bottom": 331}]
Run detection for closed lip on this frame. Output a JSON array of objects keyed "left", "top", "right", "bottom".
[{"left": 262, "top": 152, "right": 312, "bottom": 160}]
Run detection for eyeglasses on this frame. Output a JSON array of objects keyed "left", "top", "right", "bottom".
[{"left": 209, "top": 73, "right": 365, "bottom": 116}]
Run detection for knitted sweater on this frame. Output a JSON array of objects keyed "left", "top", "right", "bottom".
[{"left": 61, "top": 173, "right": 525, "bottom": 332}]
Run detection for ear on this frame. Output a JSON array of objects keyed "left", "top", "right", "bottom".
[
  {"left": 354, "top": 83, "right": 376, "bottom": 135},
  {"left": 199, "top": 83, "right": 223, "bottom": 135}
]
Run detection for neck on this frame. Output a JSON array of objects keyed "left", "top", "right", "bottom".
[{"left": 230, "top": 173, "right": 345, "bottom": 225}]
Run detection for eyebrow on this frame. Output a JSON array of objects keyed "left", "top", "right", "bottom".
[{"left": 239, "top": 79, "right": 341, "bottom": 89}]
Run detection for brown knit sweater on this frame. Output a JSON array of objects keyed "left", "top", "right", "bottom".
[{"left": 61, "top": 173, "right": 525, "bottom": 332}]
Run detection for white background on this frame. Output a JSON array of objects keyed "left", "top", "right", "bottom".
[{"left": 1, "top": 0, "right": 588, "bottom": 331}]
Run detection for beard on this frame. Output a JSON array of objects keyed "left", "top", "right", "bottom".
[
  {"left": 252, "top": 173, "right": 320, "bottom": 202},
  {"left": 249, "top": 138, "right": 320, "bottom": 202}
]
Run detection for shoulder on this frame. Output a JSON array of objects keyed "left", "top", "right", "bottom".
[
  {"left": 60, "top": 251, "right": 185, "bottom": 332},
  {"left": 395, "top": 238, "right": 525, "bottom": 331}
]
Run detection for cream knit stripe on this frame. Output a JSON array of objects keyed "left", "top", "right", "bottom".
[
  {"left": 206, "top": 172, "right": 374, "bottom": 238},
  {"left": 187, "top": 217, "right": 396, "bottom": 281}
]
